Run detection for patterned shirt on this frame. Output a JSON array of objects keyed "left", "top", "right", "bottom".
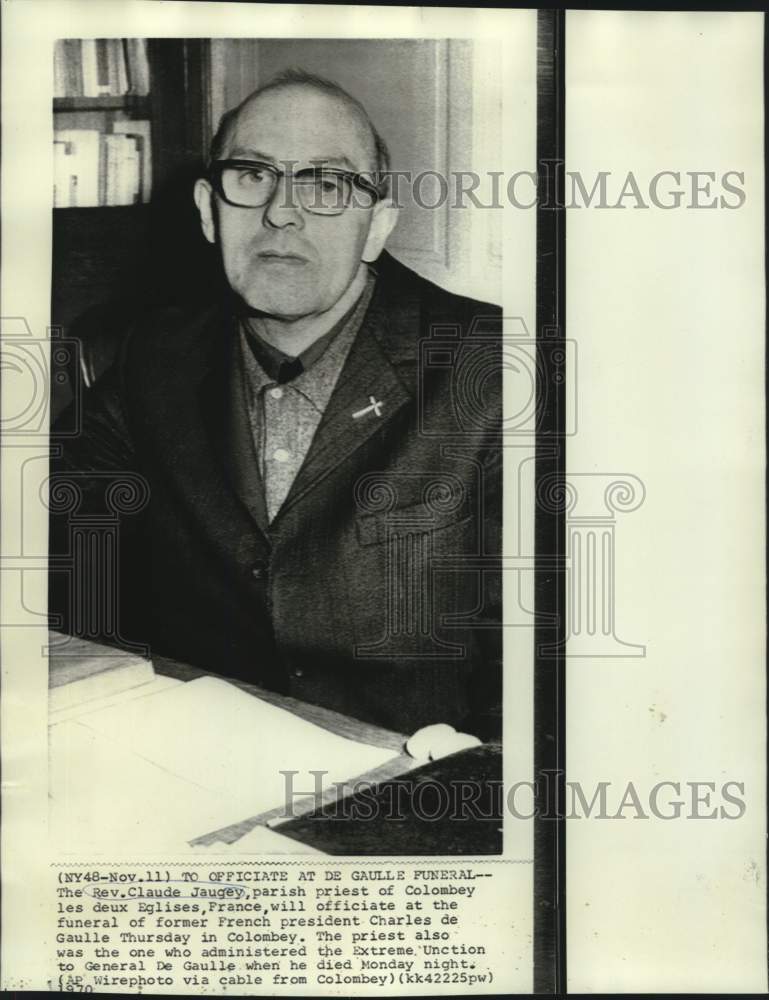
[{"left": 239, "top": 272, "right": 376, "bottom": 522}]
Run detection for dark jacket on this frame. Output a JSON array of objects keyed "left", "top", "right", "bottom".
[{"left": 50, "top": 252, "right": 502, "bottom": 738}]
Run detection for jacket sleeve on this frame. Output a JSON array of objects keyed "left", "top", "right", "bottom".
[
  {"left": 459, "top": 302, "right": 503, "bottom": 742},
  {"left": 466, "top": 435, "right": 503, "bottom": 743},
  {"left": 52, "top": 365, "right": 135, "bottom": 475},
  {"left": 48, "top": 362, "right": 145, "bottom": 639}
]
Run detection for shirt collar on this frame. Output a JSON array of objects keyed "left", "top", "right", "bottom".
[{"left": 240, "top": 269, "right": 375, "bottom": 384}]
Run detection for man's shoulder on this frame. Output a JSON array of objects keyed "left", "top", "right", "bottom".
[
  {"left": 374, "top": 251, "right": 501, "bottom": 328},
  {"left": 128, "top": 300, "right": 224, "bottom": 347},
  {"left": 373, "top": 255, "right": 502, "bottom": 428},
  {"left": 118, "top": 300, "right": 229, "bottom": 372}
]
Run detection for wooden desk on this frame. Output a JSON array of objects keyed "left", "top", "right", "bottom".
[
  {"left": 152, "top": 653, "right": 421, "bottom": 847},
  {"left": 49, "top": 635, "right": 502, "bottom": 854}
]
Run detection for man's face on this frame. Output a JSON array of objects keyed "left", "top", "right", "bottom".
[{"left": 197, "top": 86, "right": 386, "bottom": 321}]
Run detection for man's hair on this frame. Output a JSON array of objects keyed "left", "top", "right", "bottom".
[{"left": 208, "top": 68, "right": 391, "bottom": 192}]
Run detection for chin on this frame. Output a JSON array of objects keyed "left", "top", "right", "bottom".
[
  {"left": 239, "top": 287, "right": 311, "bottom": 319},
  {"left": 244, "top": 296, "right": 307, "bottom": 318},
  {"left": 234, "top": 272, "right": 325, "bottom": 320}
]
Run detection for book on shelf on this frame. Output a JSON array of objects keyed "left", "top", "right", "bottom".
[
  {"left": 54, "top": 37, "right": 149, "bottom": 98},
  {"left": 53, "top": 140, "right": 74, "bottom": 207},
  {"left": 124, "top": 38, "right": 151, "bottom": 96},
  {"left": 53, "top": 124, "right": 151, "bottom": 207},
  {"left": 80, "top": 39, "right": 100, "bottom": 98},
  {"left": 101, "top": 133, "right": 142, "bottom": 206},
  {"left": 53, "top": 129, "right": 100, "bottom": 207},
  {"left": 111, "top": 119, "right": 152, "bottom": 200},
  {"left": 53, "top": 39, "right": 85, "bottom": 98},
  {"left": 53, "top": 44, "right": 69, "bottom": 98}
]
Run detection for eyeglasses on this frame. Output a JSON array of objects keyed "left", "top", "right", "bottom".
[{"left": 209, "top": 159, "right": 383, "bottom": 215}]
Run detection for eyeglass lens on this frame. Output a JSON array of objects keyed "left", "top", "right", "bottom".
[{"left": 220, "top": 165, "right": 354, "bottom": 214}]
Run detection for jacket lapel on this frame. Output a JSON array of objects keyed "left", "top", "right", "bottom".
[
  {"left": 134, "top": 305, "right": 271, "bottom": 558},
  {"left": 275, "top": 277, "right": 416, "bottom": 518},
  {"left": 222, "top": 332, "right": 270, "bottom": 533},
  {"left": 137, "top": 253, "right": 421, "bottom": 537}
]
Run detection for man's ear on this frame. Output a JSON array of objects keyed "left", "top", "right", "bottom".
[
  {"left": 361, "top": 198, "right": 399, "bottom": 263},
  {"left": 194, "top": 178, "right": 217, "bottom": 245}
]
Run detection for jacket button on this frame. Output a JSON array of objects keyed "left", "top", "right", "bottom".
[{"left": 251, "top": 565, "right": 266, "bottom": 580}]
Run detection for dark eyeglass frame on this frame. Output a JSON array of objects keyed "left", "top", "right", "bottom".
[{"left": 208, "top": 158, "right": 384, "bottom": 214}]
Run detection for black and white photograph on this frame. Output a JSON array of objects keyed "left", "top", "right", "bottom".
[
  {"left": 2, "top": 3, "right": 766, "bottom": 996},
  {"left": 44, "top": 27, "right": 537, "bottom": 861}
]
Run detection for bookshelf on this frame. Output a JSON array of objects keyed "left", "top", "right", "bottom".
[
  {"left": 54, "top": 96, "right": 151, "bottom": 113},
  {"left": 53, "top": 40, "right": 154, "bottom": 207},
  {"left": 52, "top": 39, "right": 213, "bottom": 416}
]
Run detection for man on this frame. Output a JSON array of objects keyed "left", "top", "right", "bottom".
[{"left": 50, "top": 70, "right": 502, "bottom": 739}]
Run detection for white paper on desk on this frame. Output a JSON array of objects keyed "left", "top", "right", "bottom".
[
  {"left": 49, "top": 674, "right": 181, "bottom": 725},
  {"left": 49, "top": 721, "right": 248, "bottom": 853},
  {"left": 49, "top": 676, "right": 398, "bottom": 852}
]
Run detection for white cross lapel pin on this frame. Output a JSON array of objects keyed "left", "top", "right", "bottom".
[{"left": 352, "top": 395, "right": 384, "bottom": 420}]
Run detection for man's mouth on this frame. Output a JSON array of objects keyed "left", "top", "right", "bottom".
[{"left": 255, "top": 250, "right": 309, "bottom": 264}]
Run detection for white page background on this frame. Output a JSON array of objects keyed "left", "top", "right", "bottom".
[{"left": 566, "top": 10, "right": 766, "bottom": 992}]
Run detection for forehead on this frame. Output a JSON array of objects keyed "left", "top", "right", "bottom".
[{"left": 225, "top": 85, "right": 375, "bottom": 172}]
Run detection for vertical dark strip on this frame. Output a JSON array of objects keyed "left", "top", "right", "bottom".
[
  {"left": 764, "top": 12, "right": 768, "bottom": 993},
  {"left": 534, "top": 9, "right": 566, "bottom": 994},
  {"left": 147, "top": 39, "right": 209, "bottom": 190}
]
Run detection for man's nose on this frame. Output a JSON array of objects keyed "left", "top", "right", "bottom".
[{"left": 263, "top": 173, "right": 304, "bottom": 229}]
